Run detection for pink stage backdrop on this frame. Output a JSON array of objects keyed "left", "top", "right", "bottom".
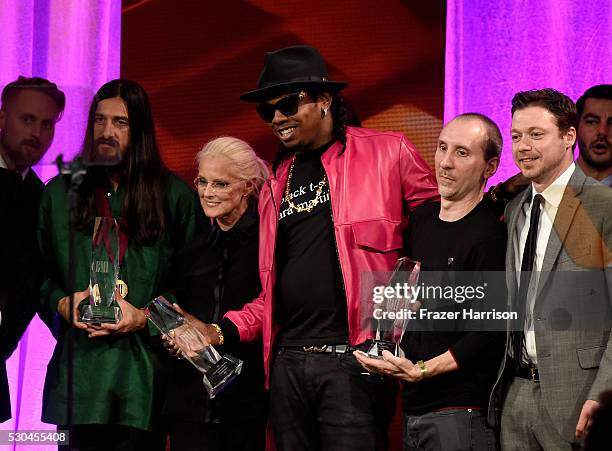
[
  {"left": 1, "top": 1, "right": 120, "bottom": 449},
  {"left": 444, "top": 0, "right": 612, "bottom": 187}
]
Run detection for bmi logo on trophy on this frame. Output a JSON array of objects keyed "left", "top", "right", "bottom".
[{"left": 80, "top": 216, "right": 125, "bottom": 324}]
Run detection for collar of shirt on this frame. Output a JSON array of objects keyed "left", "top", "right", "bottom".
[
  {"left": 515, "top": 162, "right": 576, "bottom": 276},
  {"left": 0, "top": 151, "right": 30, "bottom": 180},
  {"left": 529, "top": 162, "right": 575, "bottom": 209},
  {"left": 601, "top": 174, "right": 612, "bottom": 188}
]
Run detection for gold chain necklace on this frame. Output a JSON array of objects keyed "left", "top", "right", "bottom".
[{"left": 284, "top": 155, "right": 327, "bottom": 213}]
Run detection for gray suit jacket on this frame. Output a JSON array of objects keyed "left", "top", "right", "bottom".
[{"left": 488, "top": 166, "right": 612, "bottom": 442}]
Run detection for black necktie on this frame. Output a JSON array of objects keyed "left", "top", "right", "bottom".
[{"left": 512, "top": 194, "right": 543, "bottom": 367}]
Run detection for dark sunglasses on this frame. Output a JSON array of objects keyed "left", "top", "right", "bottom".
[{"left": 255, "top": 91, "right": 307, "bottom": 123}]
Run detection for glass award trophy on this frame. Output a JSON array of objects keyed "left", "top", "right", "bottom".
[
  {"left": 80, "top": 217, "right": 123, "bottom": 324},
  {"left": 365, "top": 257, "right": 421, "bottom": 358},
  {"left": 144, "top": 296, "right": 243, "bottom": 398}
]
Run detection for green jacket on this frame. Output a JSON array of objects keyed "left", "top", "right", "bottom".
[{"left": 38, "top": 173, "right": 201, "bottom": 430}]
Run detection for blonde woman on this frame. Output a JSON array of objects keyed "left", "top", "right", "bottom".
[{"left": 163, "top": 137, "right": 269, "bottom": 451}]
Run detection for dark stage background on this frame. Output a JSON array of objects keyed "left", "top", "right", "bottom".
[
  {"left": 121, "top": 0, "right": 446, "bottom": 181},
  {"left": 121, "top": 1, "right": 446, "bottom": 449}
]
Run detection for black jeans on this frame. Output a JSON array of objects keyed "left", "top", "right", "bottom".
[
  {"left": 403, "top": 409, "right": 498, "bottom": 451},
  {"left": 270, "top": 348, "right": 388, "bottom": 451}
]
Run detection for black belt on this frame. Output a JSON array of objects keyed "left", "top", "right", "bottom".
[
  {"left": 279, "top": 344, "right": 362, "bottom": 354},
  {"left": 517, "top": 364, "right": 539, "bottom": 382}
]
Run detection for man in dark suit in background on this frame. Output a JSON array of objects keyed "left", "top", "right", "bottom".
[
  {"left": 576, "top": 84, "right": 612, "bottom": 187},
  {"left": 0, "top": 76, "right": 65, "bottom": 422}
]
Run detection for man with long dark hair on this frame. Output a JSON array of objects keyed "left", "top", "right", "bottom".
[
  {"left": 38, "top": 79, "right": 201, "bottom": 450},
  {"left": 197, "top": 45, "right": 439, "bottom": 450}
]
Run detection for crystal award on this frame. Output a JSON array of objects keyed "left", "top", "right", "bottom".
[
  {"left": 366, "top": 257, "right": 421, "bottom": 358},
  {"left": 144, "top": 296, "right": 243, "bottom": 398},
  {"left": 80, "top": 217, "right": 123, "bottom": 324}
]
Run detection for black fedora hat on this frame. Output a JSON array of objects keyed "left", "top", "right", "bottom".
[{"left": 239, "top": 45, "right": 348, "bottom": 103}]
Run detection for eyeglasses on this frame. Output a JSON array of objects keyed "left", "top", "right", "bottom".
[
  {"left": 193, "top": 177, "right": 238, "bottom": 193},
  {"left": 255, "top": 91, "right": 307, "bottom": 123}
]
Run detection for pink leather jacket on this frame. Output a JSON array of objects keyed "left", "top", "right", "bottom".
[{"left": 224, "top": 127, "right": 439, "bottom": 386}]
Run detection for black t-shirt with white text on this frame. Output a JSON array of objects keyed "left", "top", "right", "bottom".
[{"left": 274, "top": 144, "right": 349, "bottom": 347}]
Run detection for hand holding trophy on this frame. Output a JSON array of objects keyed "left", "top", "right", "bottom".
[
  {"left": 145, "top": 296, "right": 243, "bottom": 398},
  {"left": 57, "top": 288, "right": 92, "bottom": 329}
]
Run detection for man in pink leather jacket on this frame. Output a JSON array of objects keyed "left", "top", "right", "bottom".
[{"left": 204, "top": 45, "right": 439, "bottom": 450}]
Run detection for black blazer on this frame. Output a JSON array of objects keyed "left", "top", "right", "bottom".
[
  {"left": 162, "top": 208, "right": 268, "bottom": 423},
  {"left": 0, "top": 168, "right": 44, "bottom": 422}
]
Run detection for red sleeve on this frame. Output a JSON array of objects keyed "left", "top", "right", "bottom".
[
  {"left": 399, "top": 136, "right": 439, "bottom": 212},
  {"left": 223, "top": 290, "right": 265, "bottom": 343}
]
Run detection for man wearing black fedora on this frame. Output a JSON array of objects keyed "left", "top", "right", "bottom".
[{"left": 200, "top": 45, "right": 440, "bottom": 450}]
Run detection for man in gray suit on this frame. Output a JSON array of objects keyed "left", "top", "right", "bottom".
[{"left": 490, "top": 88, "right": 612, "bottom": 450}]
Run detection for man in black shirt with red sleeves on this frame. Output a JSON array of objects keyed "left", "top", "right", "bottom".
[
  {"left": 356, "top": 113, "right": 507, "bottom": 451},
  {"left": 199, "top": 45, "right": 440, "bottom": 451}
]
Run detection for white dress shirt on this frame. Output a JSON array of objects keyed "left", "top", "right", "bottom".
[
  {"left": 514, "top": 162, "right": 575, "bottom": 363},
  {"left": 0, "top": 151, "right": 30, "bottom": 179}
]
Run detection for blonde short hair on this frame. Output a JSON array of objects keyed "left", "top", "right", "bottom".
[{"left": 196, "top": 136, "right": 269, "bottom": 205}]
